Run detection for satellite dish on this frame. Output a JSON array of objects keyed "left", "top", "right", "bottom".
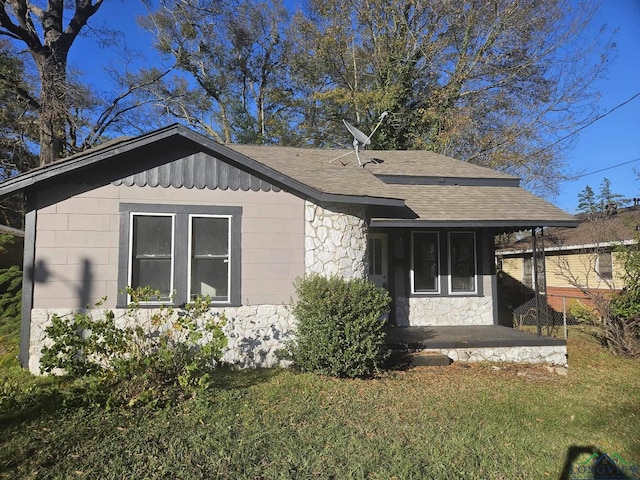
[
  {"left": 343, "top": 120, "right": 371, "bottom": 147},
  {"left": 336, "top": 112, "right": 388, "bottom": 167}
]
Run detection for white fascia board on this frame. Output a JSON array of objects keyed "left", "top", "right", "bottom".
[{"left": 498, "top": 238, "right": 637, "bottom": 256}]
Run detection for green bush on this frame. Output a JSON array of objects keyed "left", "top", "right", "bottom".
[
  {"left": 606, "top": 289, "right": 640, "bottom": 357},
  {"left": 567, "top": 300, "right": 598, "bottom": 325},
  {"left": 0, "top": 265, "right": 22, "bottom": 367},
  {"left": 40, "top": 288, "right": 228, "bottom": 405},
  {"left": 0, "top": 265, "right": 22, "bottom": 322},
  {"left": 286, "top": 275, "right": 391, "bottom": 378}
]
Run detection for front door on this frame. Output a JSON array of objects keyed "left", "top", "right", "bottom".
[{"left": 368, "top": 233, "right": 388, "bottom": 289}]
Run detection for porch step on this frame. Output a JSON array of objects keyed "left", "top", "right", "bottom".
[{"left": 410, "top": 352, "right": 452, "bottom": 367}]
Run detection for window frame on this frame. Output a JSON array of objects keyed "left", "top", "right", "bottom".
[
  {"left": 410, "top": 229, "right": 483, "bottom": 297},
  {"left": 187, "top": 214, "right": 233, "bottom": 304},
  {"left": 127, "top": 212, "right": 176, "bottom": 304},
  {"left": 410, "top": 231, "right": 441, "bottom": 295},
  {"left": 596, "top": 251, "right": 613, "bottom": 281},
  {"left": 118, "top": 204, "right": 242, "bottom": 307},
  {"left": 448, "top": 231, "right": 477, "bottom": 295},
  {"left": 523, "top": 256, "right": 533, "bottom": 288}
]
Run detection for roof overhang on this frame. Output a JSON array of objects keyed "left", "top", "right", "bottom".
[
  {"left": 370, "top": 219, "right": 580, "bottom": 229},
  {"left": 498, "top": 238, "right": 637, "bottom": 255}
]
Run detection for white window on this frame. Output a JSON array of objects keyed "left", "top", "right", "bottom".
[
  {"left": 119, "top": 204, "right": 241, "bottom": 306},
  {"left": 129, "top": 213, "right": 175, "bottom": 302},
  {"left": 411, "top": 230, "right": 480, "bottom": 296},
  {"left": 188, "top": 215, "right": 231, "bottom": 302},
  {"left": 596, "top": 252, "right": 613, "bottom": 280},
  {"left": 411, "top": 232, "right": 440, "bottom": 293},
  {"left": 448, "top": 232, "right": 477, "bottom": 294}
]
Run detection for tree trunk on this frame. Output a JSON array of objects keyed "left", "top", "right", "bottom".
[
  {"left": 34, "top": 51, "right": 68, "bottom": 165},
  {"left": 0, "top": 0, "right": 105, "bottom": 166}
]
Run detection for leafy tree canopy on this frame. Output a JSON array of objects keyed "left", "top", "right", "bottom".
[
  {"left": 140, "top": 0, "right": 614, "bottom": 195},
  {"left": 0, "top": 0, "right": 175, "bottom": 165}
]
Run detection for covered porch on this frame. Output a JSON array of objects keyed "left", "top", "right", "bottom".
[{"left": 385, "top": 325, "right": 567, "bottom": 366}]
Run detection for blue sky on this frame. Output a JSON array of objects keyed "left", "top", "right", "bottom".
[
  {"left": 69, "top": 0, "right": 640, "bottom": 214},
  {"left": 551, "top": 0, "right": 640, "bottom": 213}
]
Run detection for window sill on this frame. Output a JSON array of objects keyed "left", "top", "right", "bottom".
[
  {"left": 116, "top": 301, "right": 242, "bottom": 309},
  {"left": 409, "top": 292, "right": 482, "bottom": 298}
]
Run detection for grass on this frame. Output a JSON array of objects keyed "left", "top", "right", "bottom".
[{"left": 0, "top": 327, "right": 639, "bottom": 479}]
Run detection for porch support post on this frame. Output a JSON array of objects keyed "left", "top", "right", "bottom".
[
  {"left": 539, "top": 227, "right": 547, "bottom": 331},
  {"left": 533, "top": 228, "right": 541, "bottom": 336}
]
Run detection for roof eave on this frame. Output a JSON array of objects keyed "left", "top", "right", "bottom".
[
  {"left": 0, "top": 124, "right": 184, "bottom": 197},
  {"left": 370, "top": 219, "right": 580, "bottom": 228},
  {"left": 498, "top": 238, "right": 638, "bottom": 255}
]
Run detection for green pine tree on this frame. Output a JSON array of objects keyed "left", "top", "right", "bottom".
[
  {"left": 597, "top": 178, "right": 629, "bottom": 214},
  {"left": 577, "top": 185, "right": 597, "bottom": 215}
]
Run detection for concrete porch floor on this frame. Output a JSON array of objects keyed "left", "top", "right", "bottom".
[{"left": 385, "top": 325, "right": 566, "bottom": 350}]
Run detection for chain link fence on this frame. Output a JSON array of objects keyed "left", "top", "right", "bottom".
[{"left": 512, "top": 296, "right": 581, "bottom": 338}]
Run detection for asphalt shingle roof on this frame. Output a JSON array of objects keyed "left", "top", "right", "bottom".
[
  {"left": 0, "top": 124, "right": 577, "bottom": 228},
  {"left": 389, "top": 185, "right": 575, "bottom": 223},
  {"left": 499, "top": 206, "right": 640, "bottom": 252},
  {"left": 229, "top": 145, "right": 517, "bottom": 180},
  {"left": 229, "top": 145, "right": 574, "bottom": 225}
]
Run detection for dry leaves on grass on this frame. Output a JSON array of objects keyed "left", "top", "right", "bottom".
[{"left": 391, "top": 360, "right": 565, "bottom": 384}]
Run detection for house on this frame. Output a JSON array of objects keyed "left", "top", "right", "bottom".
[
  {"left": 497, "top": 206, "right": 640, "bottom": 312},
  {"left": 0, "top": 224, "right": 25, "bottom": 270},
  {"left": 0, "top": 124, "right": 577, "bottom": 372}
]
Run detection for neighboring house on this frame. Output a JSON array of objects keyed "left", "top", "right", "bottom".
[
  {"left": 0, "top": 224, "right": 25, "bottom": 269},
  {"left": 497, "top": 206, "right": 640, "bottom": 311},
  {"left": 0, "top": 124, "right": 577, "bottom": 372}
]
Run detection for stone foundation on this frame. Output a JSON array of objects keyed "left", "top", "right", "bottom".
[
  {"left": 422, "top": 345, "right": 567, "bottom": 366},
  {"left": 28, "top": 305, "right": 296, "bottom": 374},
  {"left": 395, "top": 296, "right": 494, "bottom": 326}
]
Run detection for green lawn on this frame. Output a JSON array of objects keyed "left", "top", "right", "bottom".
[{"left": 1, "top": 328, "right": 639, "bottom": 479}]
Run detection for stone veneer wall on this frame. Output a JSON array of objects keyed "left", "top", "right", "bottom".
[
  {"left": 423, "top": 345, "right": 568, "bottom": 366},
  {"left": 395, "top": 296, "right": 494, "bottom": 326},
  {"left": 304, "top": 201, "right": 368, "bottom": 278},
  {"left": 28, "top": 306, "right": 296, "bottom": 373}
]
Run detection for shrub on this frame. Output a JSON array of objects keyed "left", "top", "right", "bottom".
[
  {"left": 40, "top": 288, "right": 228, "bottom": 405},
  {"left": 0, "top": 265, "right": 22, "bottom": 367},
  {"left": 286, "top": 275, "right": 391, "bottom": 378},
  {"left": 592, "top": 239, "right": 640, "bottom": 357},
  {"left": 605, "top": 289, "right": 640, "bottom": 357},
  {"left": 567, "top": 300, "right": 598, "bottom": 325}
]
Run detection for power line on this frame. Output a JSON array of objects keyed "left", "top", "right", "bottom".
[
  {"left": 533, "top": 91, "right": 640, "bottom": 190},
  {"left": 531, "top": 91, "right": 640, "bottom": 158},
  {"left": 538, "top": 155, "right": 640, "bottom": 190},
  {"left": 559, "top": 155, "right": 640, "bottom": 184}
]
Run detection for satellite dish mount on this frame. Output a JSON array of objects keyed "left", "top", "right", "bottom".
[{"left": 336, "top": 112, "right": 388, "bottom": 167}]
